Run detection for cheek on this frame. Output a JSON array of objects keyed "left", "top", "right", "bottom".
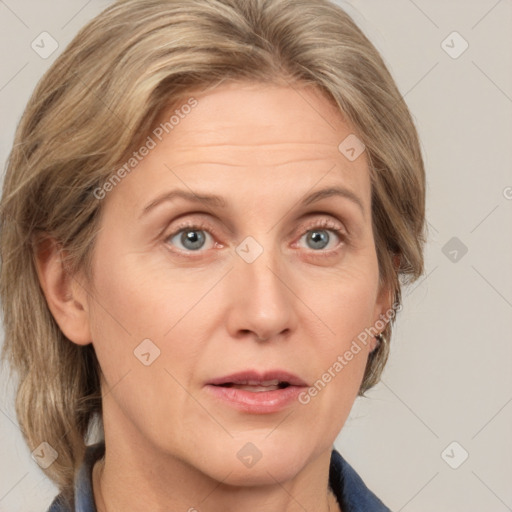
[
  {"left": 88, "top": 245, "right": 186, "bottom": 337},
  {"left": 86, "top": 247, "right": 216, "bottom": 381},
  {"left": 301, "top": 257, "right": 380, "bottom": 391},
  {"left": 306, "top": 258, "right": 380, "bottom": 339},
  {"left": 296, "top": 279, "right": 377, "bottom": 447}
]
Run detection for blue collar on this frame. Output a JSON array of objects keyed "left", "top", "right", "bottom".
[{"left": 48, "top": 442, "right": 390, "bottom": 512}]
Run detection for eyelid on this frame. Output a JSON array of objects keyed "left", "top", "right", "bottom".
[
  {"left": 164, "top": 218, "right": 222, "bottom": 254},
  {"left": 291, "top": 217, "right": 347, "bottom": 252},
  {"left": 162, "top": 212, "right": 225, "bottom": 241},
  {"left": 164, "top": 214, "right": 348, "bottom": 256},
  {"left": 296, "top": 216, "right": 347, "bottom": 236}
]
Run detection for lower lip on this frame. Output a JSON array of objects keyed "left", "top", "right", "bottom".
[{"left": 204, "top": 384, "right": 306, "bottom": 414}]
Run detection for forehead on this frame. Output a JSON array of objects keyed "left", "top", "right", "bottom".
[
  {"left": 104, "top": 81, "right": 370, "bottom": 212},
  {"left": 160, "top": 81, "right": 357, "bottom": 160}
]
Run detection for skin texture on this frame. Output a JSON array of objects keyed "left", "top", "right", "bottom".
[{"left": 36, "top": 81, "right": 391, "bottom": 512}]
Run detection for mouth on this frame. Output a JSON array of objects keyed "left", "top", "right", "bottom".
[
  {"left": 215, "top": 379, "right": 292, "bottom": 392},
  {"left": 207, "top": 370, "right": 308, "bottom": 390},
  {"left": 205, "top": 370, "right": 308, "bottom": 413}
]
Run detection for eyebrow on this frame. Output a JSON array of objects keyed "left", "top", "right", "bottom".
[
  {"left": 302, "top": 186, "right": 365, "bottom": 215},
  {"left": 140, "top": 190, "right": 227, "bottom": 218},
  {"left": 140, "top": 186, "right": 365, "bottom": 218}
]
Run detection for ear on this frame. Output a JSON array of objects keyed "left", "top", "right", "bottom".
[
  {"left": 369, "top": 252, "right": 402, "bottom": 351},
  {"left": 369, "top": 281, "right": 394, "bottom": 352},
  {"left": 34, "top": 237, "right": 92, "bottom": 346}
]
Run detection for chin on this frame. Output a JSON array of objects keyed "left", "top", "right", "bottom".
[{"left": 191, "top": 436, "right": 316, "bottom": 487}]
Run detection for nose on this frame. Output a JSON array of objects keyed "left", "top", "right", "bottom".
[{"left": 224, "top": 240, "right": 298, "bottom": 343}]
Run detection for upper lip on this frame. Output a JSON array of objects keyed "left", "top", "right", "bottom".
[{"left": 207, "top": 370, "right": 308, "bottom": 387}]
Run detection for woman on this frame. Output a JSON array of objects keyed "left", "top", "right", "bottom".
[{"left": 0, "top": 0, "right": 425, "bottom": 510}]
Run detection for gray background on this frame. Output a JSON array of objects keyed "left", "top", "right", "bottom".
[{"left": 1, "top": 1, "right": 511, "bottom": 511}]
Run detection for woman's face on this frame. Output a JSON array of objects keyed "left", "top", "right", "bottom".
[{"left": 83, "top": 81, "right": 390, "bottom": 484}]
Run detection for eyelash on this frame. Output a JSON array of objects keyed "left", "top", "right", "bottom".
[{"left": 164, "top": 218, "right": 347, "bottom": 257}]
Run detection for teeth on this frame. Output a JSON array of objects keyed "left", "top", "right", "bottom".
[
  {"left": 233, "top": 385, "right": 280, "bottom": 392},
  {"left": 245, "top": 379, "right": 280, "bottom": 386}
]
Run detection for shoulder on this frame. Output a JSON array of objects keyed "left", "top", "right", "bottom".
[
  {"left": 46, "top": 441, "right": 105, "bottom": 512},
  {"left": 329, "top": 448, "right": 392, "bottom": 512}
]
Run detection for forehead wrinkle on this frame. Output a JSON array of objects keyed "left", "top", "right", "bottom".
[
  {"left": 162, "top": 142, "right": 347, "bottom": 169},
  {"left": 166, "top": 141, "right": 340, "bottom": 150},
  {"left": 169, "top": 157, "right": 341, "bottom": 170}
]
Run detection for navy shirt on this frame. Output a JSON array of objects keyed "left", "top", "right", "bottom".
[{"left": 47, "top": 442, "right": 391, "bottom": 511}]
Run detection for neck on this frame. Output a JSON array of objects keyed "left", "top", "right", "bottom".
[{"left": 92, "top": 443, "right": 341, "bottom": 512}]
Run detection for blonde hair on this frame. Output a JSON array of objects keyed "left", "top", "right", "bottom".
[{"left": 0, "top": 0, "right": 425, "bottom": 504}]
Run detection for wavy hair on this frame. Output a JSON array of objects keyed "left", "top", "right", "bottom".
[{"left": 0, "top": 0, "right": 425, "bottom": 505}]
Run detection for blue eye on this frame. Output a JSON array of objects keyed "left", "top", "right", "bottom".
[
  {"left": 299, "top": 227, "right": 343, "bottom": 251},
  {"left": 305, "top": 229, "right": 331, "bottom": 250},
  {"left": 165, "top": 220, "right": 345, "bottom": 255},
  {"left": 168, "top": 227, "right": 213, "bottom": 251}
]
